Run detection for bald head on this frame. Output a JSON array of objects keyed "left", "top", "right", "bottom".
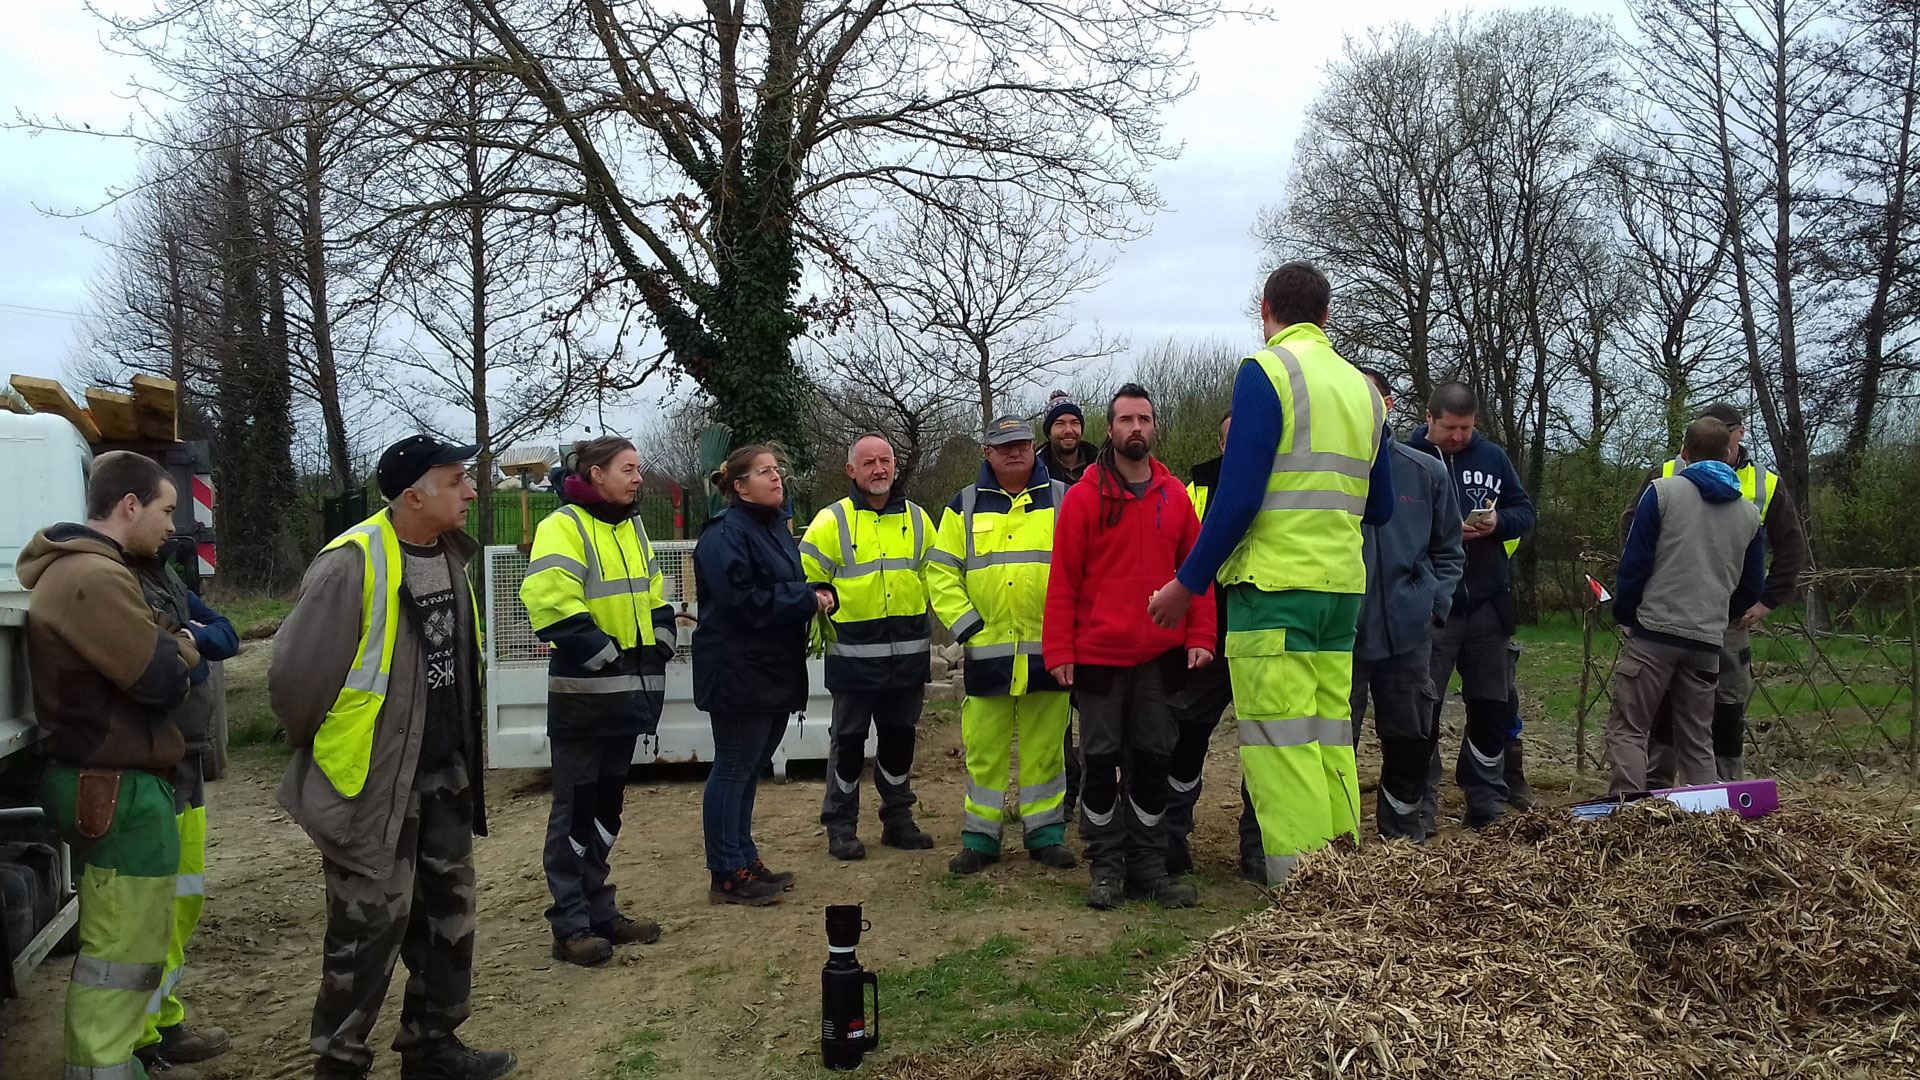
[{"left": 846, "top": 434, "right": 897, "bottom": 502}]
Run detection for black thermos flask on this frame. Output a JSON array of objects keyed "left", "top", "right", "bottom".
[{"left": 820, "top": 904, "right": 879, "bottom": 1069}]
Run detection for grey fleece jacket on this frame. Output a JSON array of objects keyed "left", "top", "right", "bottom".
[{"left": 270, "top": 523, "right": 486, "bottom": 879}]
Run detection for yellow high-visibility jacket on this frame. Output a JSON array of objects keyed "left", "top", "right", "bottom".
[
  {"left": 926, "top": 461, "right": 1068, "bottom": 697},
  {"left": 799, "top": 487, "right": 937, "bottom": 692}
]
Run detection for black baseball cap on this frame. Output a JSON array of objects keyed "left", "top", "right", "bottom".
[{"left": 377, "top": 435, "right": 478, "bottom": 499}]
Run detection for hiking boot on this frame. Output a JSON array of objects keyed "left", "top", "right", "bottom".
[
  {"left": 156, "top": 1022, "right": 230, "bottom": 1063},
  {"left": 1028, "top": 844, "right": 1078, "bottom": 870},
  {"left": 1240, "top": 861, "right": 1266, "bottom": 885},
  {"left": 1504, "top": 739, "right": 1535, "bottom": 811},
  {"left": 880, "top": 822, "right": 935, "bottom": 850},
  {"left": 594, "top": 915, "right": 662, "bottom": 946},
  {"left": 710, "top": 869, "right": 783, "bottom": 906},
  {"left": 551, "top": 932, "right": 614, "bottom": 967},
  {"left": 1128, "top": 877, "right": 1199, "bottom": 909},
  {"left": 133, "top": 1048, "right": 204, "bottom": 1079},
  {"left": 749, "top": 859, "right": 796, "bottom": 888},
  {"left": 400, "top": 1037, "right": 517, "bottom": 1080},
  {"left": 1085, "top": 878, "right": 1125, "bottom": 910},
  {"left": 947, "top": 848, "right": 999, "bottom": 874},
  {"left": 828, "top": 834, "right": 867, "bottom": 861}
]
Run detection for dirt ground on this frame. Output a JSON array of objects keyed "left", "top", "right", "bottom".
[{"left": 4, "top": 638, "right": 1911, "bottom": 1080}]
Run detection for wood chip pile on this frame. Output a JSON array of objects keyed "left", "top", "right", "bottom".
[{"left": 889, "top": 803, "right": 1920, "bottom": 1080}]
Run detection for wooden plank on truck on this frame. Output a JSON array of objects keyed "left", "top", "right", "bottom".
[
  {"left": 129, "top": 375, "right": 178, "bottom": 442},
  {"left": 8, "top": 375, "right": 101, "bottom": 442},
  {"left": 84, "top": 388, "right": 141, "bottom": 442}
]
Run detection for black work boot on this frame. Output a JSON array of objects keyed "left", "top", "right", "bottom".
[
  {"left": 1085, "top": 877, "right": 1125, "bottom": 910},
  {"left": 710, "top": 869, "right": 783, "bottom": 906},
  {"left": 552, "top": 932, "right": 613, "bottom": 967},
  {"left": 1503, "top": 738, "right": 1535, "bottom": 811},
  {"left": 881, "top": 821, "right": 934, "bottom": 850},
  {"left": 156, "top": 1023, "right": 230, "bottom": 1063},
  {"left": 1127, "top": 877, "right": 1199, "bottom": 909},
  {"left": 594, "top": 914, "right": 662, "bottom": 946},
  {"left": 947, "top": 848, "right": 999, "bottom": 874},
  {"left": 1028, "top": 844, "right": 1078, "bottom": 869},
  {"left": 748, "top": 859, "right": 795, "bottom": 888},
  {"left": 828, "top": 833, "right": 867, "bottom": 861},
  {"left": 399, "top": 1037, "right": 517, "bottom": 1080}
]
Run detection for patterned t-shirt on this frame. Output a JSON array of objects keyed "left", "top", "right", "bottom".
[{"left": 401, "top": 540, "right": 462, "bottom": 773}]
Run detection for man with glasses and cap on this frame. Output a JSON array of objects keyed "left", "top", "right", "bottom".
[
  {"left": 1621, "top": 404, "right": 1808, "bottom": 784},
  {"left": 271, "top": 436, "right": 516, "bottom": 1080}
]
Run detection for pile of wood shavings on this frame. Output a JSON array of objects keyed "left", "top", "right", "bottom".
[
  {"left": 1074, "top": 803, "right": 1920, "bottom": 1079},
  {"left": 883, "top": 803, "right": 1920, "bottom": 1079}
]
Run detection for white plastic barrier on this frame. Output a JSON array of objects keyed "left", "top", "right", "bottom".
[{"left": 482, "top": 542, "right": 832, "bottom": 775}]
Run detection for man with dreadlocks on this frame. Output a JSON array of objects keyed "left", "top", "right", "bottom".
[{"left": 1044, "top": 385, "right": 1216, "bottom": 909}]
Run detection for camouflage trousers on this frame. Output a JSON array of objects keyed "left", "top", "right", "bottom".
[{"left": 312, "top": 767, "right": 475, "bottom": 1078}]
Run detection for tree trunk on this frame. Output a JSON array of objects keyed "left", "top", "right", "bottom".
[
  {"left": 302, "top": 124, "right": 353, "bottom": 493},
  {"left": 465, "top": 97, "right": 494, "bottom": 549},
  {"left": 165, "top": 232, "right": 187, "bottom": 389},
  {"left": 1764, "top": 0, "right": 1811, "bottom": 513}
]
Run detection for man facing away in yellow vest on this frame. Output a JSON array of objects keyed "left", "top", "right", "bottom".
[
  {"left": 1149, "top": 261, "right": 1396, "bottom": 885},
  {"left": 271, "top": 435, "right": 517, "bottom": 1080}
]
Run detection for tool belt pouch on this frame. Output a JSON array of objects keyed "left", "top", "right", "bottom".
[{"left": 74, "top": 769, "right": 123, "bottom": 840}]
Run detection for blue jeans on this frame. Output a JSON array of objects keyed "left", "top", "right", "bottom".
[{"left": 703, "top": 711, "right": 790, "bottom": 872}]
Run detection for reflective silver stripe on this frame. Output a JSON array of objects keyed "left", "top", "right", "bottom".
[
  {"left": 66, "top": 1063, "right": 140, "bottom": 1079},
  {"left": 595, "top": 819, "right": 617, "bottom": 846},
  {"left": 342, "top": 523, "right": 390, "bottom": 695},
  {"left": 1022, "top": 774, "right": 1068, "bottom": 804},
  {"left": 1382, "top": 787, "right": 1421, "bottom": 816},
  {"left": 960, "top": 485, "right": 979, "bottom": 562},
  {"left": 583, "top": 640, "right": 620, "bottom": 671},
  {"left": 910, "top": 504, "right": 929, "bottom": 569},
  {"left": 1270, "top": 345, "right": 1315, "bottom": 450},
  {"left": 877, "top": 765, "right": 910, "bottom": 787},
  {"left": 1466, "top": 739, "right": 1504, "bottom": 769},
  {"left": 948, "top": 610, "right": 984, "bottom": 640},
  {"left": 1238, "top": 716, "right": 1328, "bottom": 749},
  {"left": 797, "top": 540, "right": 833, "bottom": 571},
  {"left": 1271, "top": 450, "right": 1373, "bottom": 480},
  {"left": 963, "top": 640, "right": 1042, "bottom": 660},
  {"left": 841, "top": 556, "right": 922, "bottom": 575},
  {"left": 549, "top": 675, "right": 652, "bottom": 694},
  {"left": 558, "top": 506, "right": 653, "bottom": 600},
  {"left": 1083, "top": 801, "right": 1117, "bottom": 827},
  {"left": 965, "top": 783, "right": 1006, "bottom": 810},
  {"left": 654, "top": 624, "right": 676, "bottom": 650},
  {"left": 969, "top": 550, "right": 1050, "bottom": 568},
  {"left": 826, "top": 639, "right": 931, "bottom": 658},
  {"left": 1168, "top": 774, "right": 1200, "bottom": 794},
  {"left": 527, "top": 553, "right": 588, "bottom": 577},
  {"left": 145, "top": 964, "right": 183, "bottom": 1015},
  {"left": 963, "top": 812, "right": 1003, "bottom": 838},
  {"left": 175, "top": 873, "right": 205, "bottom": 897},
  {"left": 1129, "top": 797, "right": 1165, "bottom": 828},
  {"left": 1752, "top": 466, "right": 1770, "bottom": 516},
  {"left": 568, "top": 837, "right": 587, "bottom": 857},
  {"left": 831, "top": 771, "right": 859, "bottom": 794},
  {"left": 1023, "top": 803, "right": 1066, "bottom": 828},
  {"left": 926, "top": 548, "right": 963, "bottom": 568},
  {"left": 581, "top": 576, "right": 654, "bottom": 600},
  {"left": 72, "top": 955, "right": 163, "bottom": 992},
  {"left": 1050, "top": 480, "right": 1067, "bottom": 506},
  {"left": 1263, "top": 853, "right": 1299, "bottom": 884},
  {"left": 1259, "top": 489, "right": 1367, "bottom": 514},
  {"left": 830, "top": 500, "right": 856, "bottom": 567},
  {"left": 643, "top": 675, "right": 666, "bottom": 692}
]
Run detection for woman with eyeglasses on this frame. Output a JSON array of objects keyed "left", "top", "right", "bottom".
[{"left": 692, "top": 445, "right": 836, "bottom": 905}]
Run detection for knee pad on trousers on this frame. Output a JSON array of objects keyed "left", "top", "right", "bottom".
[
  {"left": 874, "top": 725, "right": 916, "bottom": 778},
  {"left": 1711, "top": 702, "right": 1746, "bottom": 758},
  {"left": 1083, "top": 751, "right": 1123, "bottom": 813},
  {"left": 1463, "top": 699, "right": 1510, "bottom": 756},
  {"left": 1129, "top": 751, "right": 1172, "bottom": 815},
  {"left": 1168, "top": 723, "right": 1213, "bottom": 783},
  {"left": 832, "top": 737, "right": 866, "bottom": 783}
]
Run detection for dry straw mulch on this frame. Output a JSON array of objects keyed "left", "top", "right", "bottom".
[{"left": 890, "top": 803, "right": 1920, "bottom": 1080}]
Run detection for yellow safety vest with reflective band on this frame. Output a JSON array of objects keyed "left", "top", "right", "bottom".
[
  {"left": 1188, "top": 481, "right": 1210, "bottom": 522},
  {"left": 1218, "top": 324, "right": 1385, "bottom": 595},
  {"left": 1660, "top": 457, "right": 1777, "bottom": 521},
  {"left": 800, "top": 495, "right": 937, "bottom": 691},
  {"left": 926, "top": 468, "right": 1069, "bottom": 697},
  {"left": 313, "top": 510, "right": 481, "bottom": 797},
  {"left": 521, "top": 505, "right": 666, "bottom": 651}
]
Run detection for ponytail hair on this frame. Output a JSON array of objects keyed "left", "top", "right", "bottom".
[
  {"left": 710, "top": 443, "right": 778, "bottom": 502},
  {"left": 567, "top": 435, "right": 636, "bottom": 481}
]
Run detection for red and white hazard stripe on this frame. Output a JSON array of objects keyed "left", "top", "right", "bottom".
[{"left": 193, "top": 474, "right": 216, "bottom": 576}]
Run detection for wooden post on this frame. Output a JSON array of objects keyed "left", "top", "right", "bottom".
[
  {"left": 1576, "top": 602, "right": 1594, "bottom": 776},
  {"left": 1906, "top": 576, "right": 1918, "bottom": 778}
]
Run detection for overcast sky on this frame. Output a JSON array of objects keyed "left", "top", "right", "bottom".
[{"left": 0, "top": 0, "right": 1620, "bottom": 443}]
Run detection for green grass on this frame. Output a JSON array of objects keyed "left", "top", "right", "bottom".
[
  {"left": 207, "top": 591, "right": 293, "bottom": 633},
  {"left": 222, "top": 673, "right": 283, "bottom": 749},
  {"left": 607, "top": 1028, "right": 677, "bottom": 1079},
  {"left": 880, "top": 925, "right": 1194, "bottom": 1048}
]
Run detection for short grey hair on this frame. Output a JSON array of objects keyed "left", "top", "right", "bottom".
[{"left": 847, "top": 433, "right": 893, "bottom": 466}]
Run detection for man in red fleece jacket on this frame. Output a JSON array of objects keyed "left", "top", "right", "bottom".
[{"left": 1044, "top": 384, "right": 1216, "bottom": 910}]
